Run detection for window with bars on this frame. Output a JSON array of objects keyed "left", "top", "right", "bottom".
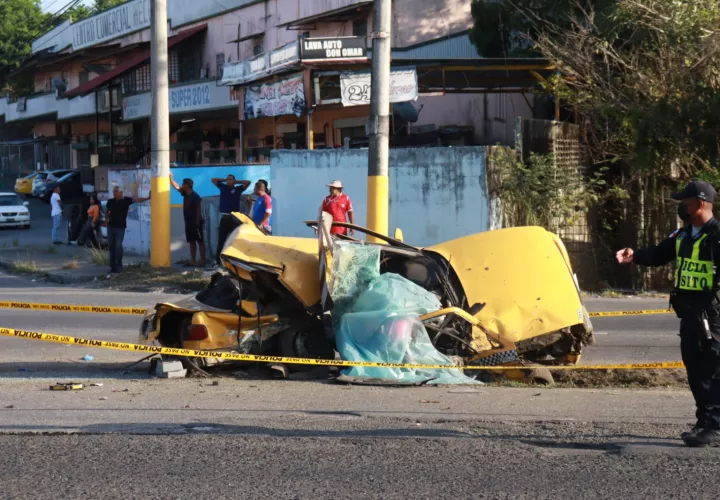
[
  {"left": 169, "top": 51, "right": 179, "bottom": 83},
  {"left": 119, "top": 63, "right": 151, "bottom": 95}
]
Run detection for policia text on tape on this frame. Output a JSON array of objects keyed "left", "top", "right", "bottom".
[
  {"left": 0, "top": 300, "right": 674, "bottom": 319},
  {"left": 0, "top": 327, "right": 685, "bottom": 371},
  {"left": 0, "top": 301, "right": 145, "bottom": 316}
]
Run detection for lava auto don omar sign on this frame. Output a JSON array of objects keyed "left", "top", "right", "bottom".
[{"left": 300, "top": 37, "right": 367, "bottom": 62}]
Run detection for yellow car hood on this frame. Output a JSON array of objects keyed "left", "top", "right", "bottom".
[
  {"left": 426, "top": 226, "right": 585, "bottom": 343},
  {"left": 221, "top": 214, "right": 321, "bottom": 308}
]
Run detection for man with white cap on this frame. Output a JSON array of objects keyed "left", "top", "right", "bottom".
[{"left": 321, "top": 180, "right": 354, "bottom": 236}]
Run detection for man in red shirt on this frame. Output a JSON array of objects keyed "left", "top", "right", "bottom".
[{"left": 321, "top": 180, "right": 354, "bottom": 235}]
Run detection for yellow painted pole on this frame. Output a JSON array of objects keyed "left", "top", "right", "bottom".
[
  {"left": 366, "top": 0, "right": 391, "bottom": 242},
  {"left": 150, "top": 0, "right": 171, "bottom": 267}
]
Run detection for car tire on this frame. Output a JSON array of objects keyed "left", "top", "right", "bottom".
[{"left": 277, "top": 321, "right": 335, "bottom": 373}]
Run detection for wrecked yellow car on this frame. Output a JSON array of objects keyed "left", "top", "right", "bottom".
[{"left": 139, "top": 212, "right": 593, "bottom": 381}]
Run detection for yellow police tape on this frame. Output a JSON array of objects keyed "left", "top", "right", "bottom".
[
  {"left": 588, "top": 308, "right": 673, "bottom": 318},
  {"left": 0, "top": 301, "right": 146, "bottom": 316},
  {"left": 0, "top": 326, "right": 686, "bottom": 371},
  {"left": 0, "top": 300, "right": 674, "bottom": 319}
]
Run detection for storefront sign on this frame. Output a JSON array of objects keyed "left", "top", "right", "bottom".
[
  {"left": 73, "top": 0, "right": 150, "bottom": 50},
  {"left": 220, "top": 62, "right": 245, "bottom": 86},
  {"left": 169, "top": 82, "right": 212, "bottom": 112},
  {"left": 270, "top": 41, "right": 299, "bottom": 68},
  {"left": 244, "top": 73, "right": 305, "bottom": 119},
  {"left": 122, "top": 93, "right": 148, "bottom": 120},
  {"left": 123, "top": 82, "right": 237, "bottom": 120},
  {"left": 220, "top": 40, "right": 300, "bottom": 86},
  {"left": 340, "top": 67, "right": 418, "bottom": 107},
  {"left": 301, "top": 37, "right": 367, "bottom": 62}
]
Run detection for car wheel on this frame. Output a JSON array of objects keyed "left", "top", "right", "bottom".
[{"left": 278, "top": 321, "right": 335, "bottom": 373}]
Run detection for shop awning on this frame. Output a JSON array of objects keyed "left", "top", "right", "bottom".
[{"left": 65, "top": 24, "right": 207, "bottom": 99}]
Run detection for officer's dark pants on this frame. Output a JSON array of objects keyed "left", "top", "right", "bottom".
[
  {"left": 216, "top": 215, "right": 240, "bottom": 264},
  {"left": 680, "top": 317, "right": 720, "bottom": 429}
]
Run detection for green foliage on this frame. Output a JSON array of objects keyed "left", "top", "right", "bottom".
[
  {"left": 0, "top": 0, "right": 130, "bottom": 94},
  {"left": 0, "top": 0, "right": 46, "bottom": 89},
  {"left": 472, "top": 0, "right": 720, "bottom": 182},
  {"left": 492, "top": 149, "right": 603, "bottom": 231},
  {"left": 93, "top": 0, "right": 128, "bottom": 12},
  {"left": 469, "top": 0, "right": 615, "bottom": 57}
]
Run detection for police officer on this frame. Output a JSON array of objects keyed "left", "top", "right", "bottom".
[{"left": 616, "top": 180, "right": 720, "bottom": 447}]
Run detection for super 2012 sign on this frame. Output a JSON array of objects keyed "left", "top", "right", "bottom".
[{"left": 170, "top": 84, "right": 211, "bottom": 111}]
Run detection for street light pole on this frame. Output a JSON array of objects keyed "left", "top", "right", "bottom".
[
  {"left": 150, "top": 0, "right": 171, "bottom": 267},
  {"left": 366, "top": 0, "right": 391, "bottom": 241}
]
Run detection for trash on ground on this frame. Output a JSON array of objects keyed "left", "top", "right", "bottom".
[
  {"left": 90, "top": 383, "right": 104, "bottom": 387},
  {"left": 50, "top": 383, "right": 84, "bottom": 391},
  {"left": 154, "top": 359, "right": 187, "bottom": 378},
  {"left": 99, "top": 397, "right": 108, "bottom": 401},
  {"left": 82, "top": 355, "right": 94, "bottom": 362}
]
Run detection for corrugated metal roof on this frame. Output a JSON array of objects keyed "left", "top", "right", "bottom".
[{"left": 388, "top": 32, "right": 481, "bottom": 60}]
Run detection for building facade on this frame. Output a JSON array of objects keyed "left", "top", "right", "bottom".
[{"left": 0, "top": 0, "right": 550, "bottom": 182}]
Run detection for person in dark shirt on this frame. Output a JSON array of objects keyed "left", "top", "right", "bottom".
[
  {"left": 170, "top": 174, "right": 206, "bottom": 267},
  {"left": 106, "top": 186, "right": 150, "bottom": 274},
  {"left": 617, "top": 181, "right": 720, "bottom": 447},
  {"left": 211, "top": 174, "right": 250, "bottom": 265}
]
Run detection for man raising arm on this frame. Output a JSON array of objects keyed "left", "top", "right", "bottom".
[{"left": 212, "top": 174, "right": 251, "bottom": 265}]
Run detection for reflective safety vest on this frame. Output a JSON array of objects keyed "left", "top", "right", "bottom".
[{"left": 676, "top": 232, "right": 714, "bottom": 291}]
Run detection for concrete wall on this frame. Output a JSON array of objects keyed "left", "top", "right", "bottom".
[{"left": 270, "top": 147, "right": 493, "bottom": 246}]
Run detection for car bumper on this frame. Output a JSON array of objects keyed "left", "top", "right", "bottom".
[{"left": 0, "top": 216, "right": 30, "bottom": 227}]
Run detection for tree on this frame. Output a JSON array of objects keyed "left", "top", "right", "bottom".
[
  {"left": 56, "top": 0, "right": 127, "bottom": 24},
  {"left": 0, "top": 0, "right": 47, "bottom": 92},
  {"left": 470, "top": 0, "right": 720, "bottom": 182},
  {"left": 93, "top": 0, "right": 128, "bottom": 12}
]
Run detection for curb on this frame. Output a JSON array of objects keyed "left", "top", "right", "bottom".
[{"left": 0, "top": 257, "right": 103, "bottom": 285}]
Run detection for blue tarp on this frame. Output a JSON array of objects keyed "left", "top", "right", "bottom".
[{"left": 331, "top": 243, "right": 479, "bottom": 384}]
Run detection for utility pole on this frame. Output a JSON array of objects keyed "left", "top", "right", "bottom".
[
  {"left": 150, "top": 0, "right": 171, "bottom": 267},
  {"left": 366, "top": 0, "right": 391, "bottom": 241}
]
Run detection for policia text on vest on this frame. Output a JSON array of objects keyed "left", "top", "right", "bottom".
[{"left": 617, "top": 180, "right": 720, "bottom": 448}]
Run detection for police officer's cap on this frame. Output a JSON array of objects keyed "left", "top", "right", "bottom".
[{"left": 672, "top": 180, "right": 716, "bottom": 203}]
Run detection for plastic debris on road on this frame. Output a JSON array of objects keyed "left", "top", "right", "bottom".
[
  {"left": 82, "top": 355, "right": 95, "bottom": 362},
  {"left": 330, "top": 243, "right": 478, "bottom": 385}
]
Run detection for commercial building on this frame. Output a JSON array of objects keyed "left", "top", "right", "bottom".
[{"left": 0, "top": 0, "right": 552, "bottom": 185}]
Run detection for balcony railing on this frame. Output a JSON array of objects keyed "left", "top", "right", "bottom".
[{"left": 0, "top": 92, "right": 97, "bottom": 123}]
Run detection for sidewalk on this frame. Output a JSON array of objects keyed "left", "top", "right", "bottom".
[{"left": 0, "top": 243, "right": 145, "bottom": 284}]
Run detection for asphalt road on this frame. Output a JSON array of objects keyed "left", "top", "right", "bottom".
[
  {"left": 1, "top": 418, "right": 718, "bottom": 500},
  {"left": 0, "top": 271, "right": 681, "bottom": 372},
  {"left": 0, "top": 258, "right": 701, "bottom": 500}
]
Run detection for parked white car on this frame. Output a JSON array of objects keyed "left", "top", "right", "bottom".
[
  {"left": 0, "top": 192, "right": 30, "bottom": 229},
  {"left": 32, "top": 169, "right": 73, "bottom": 197}
]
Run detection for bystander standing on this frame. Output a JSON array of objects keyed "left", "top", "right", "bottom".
[
  {"left": 250, "top": 179, "right": 273, "bottom": 235},
  {"left": 170, "top": 174, "right": 206, "bottom": 267},
  {"left": 50, "top": 186, "right": 63, "bottom": 245},
  {"left": 320, "top": 180, "right": 354, "bottom": 236},
  {"left": 106, "top": 186, "right": 150, "bottom": 275},
  {"left": 211, "top": 174, "right": 250, "bottom": 265}
]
